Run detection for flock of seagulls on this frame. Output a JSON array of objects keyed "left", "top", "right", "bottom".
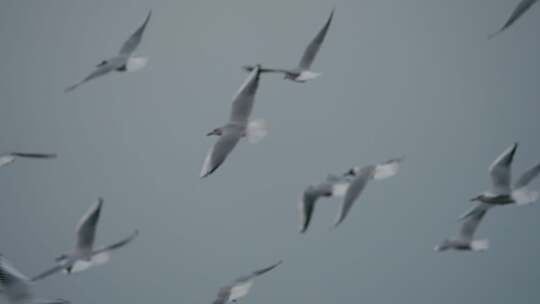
[{"left": 2, "top": 1, "right": 540, "bottom": 303}]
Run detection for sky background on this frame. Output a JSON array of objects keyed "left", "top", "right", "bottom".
[{"left": 1, "top": 0, "right": 540, "bottom": 303}]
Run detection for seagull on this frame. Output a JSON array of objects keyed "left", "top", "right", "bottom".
[
  {"left": 242, "top": 8, "right": 334, "bottom": 83},
  {"left": 334, "top": 158, "right": 403, "bottom": 228},
  {"left": 298, "top": 174, "right": 350, "bottom": 233},
  {"left": 434, "top": 209, "right": 489, "bottom": 252},
  {"left": 489, "top": 0, "right": 538, "bottom": 39},
  {"left": 65, "top": 10, "right": 152, "bottom": 92},
  {"left": 212, "top": 261, "right": 282, "bottom": 304},
  {"left": 0, "top": 153, "right": 57, "bottom": 169},
  {"left": 460, "top": 143, "right": 540, "bottom": 220},
  {"left": 0, "top": 254, "right": 69, "bottom": 304},
  {"left": 31, "top": 198, "right": 139, "bottom": 281},
  {"left": 200, "top": 65, "right": 268, "bottom": 178}
]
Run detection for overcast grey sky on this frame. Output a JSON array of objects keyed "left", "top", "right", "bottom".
[{"left": 1, "top": 0, "right": 540, "bottom": 303}]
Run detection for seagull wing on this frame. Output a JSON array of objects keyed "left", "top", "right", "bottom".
[
  {"left": 119, "top": 11, "right": 152, "bottom": 56},
  {"left": 200, "top": 131, "right": 242, "bottom": 178},
  {"left": 30, "top": 264, "right": 68, "bottom": 282},
  {"left": 458, "top": 209, "right": 488, "bottom": 243},
  {"left": 0, "top": 255, "right": 32, "bottom": 302},
  {"left": 488, "top": 143, "right": 518, "bottom": 195},
  {"left": 229, "top": 67, "right": 261, "bottom": 124},
  {"left": 92, "top": 230, "right": 139, "bottom": 255},
  {"left": 334, "top": 166, "right": 373, "bottom": 228},
  {"left": 10, "top": 153, "right": 57, "bottom": 159},
  {"left": 65, "top": 65, "right": 116, "bottom": 92},
  {"left": 514, "top": 162, "right": 540, "bottom": 190},
  {"left": 298, "top": 9, "right": 334, "bottom": 70},
  {"left": 76, "top": 198, "right": 104, "bottom": 253},
  {"left": 490, "top": 0, "right": 539, "bottom": 38}
]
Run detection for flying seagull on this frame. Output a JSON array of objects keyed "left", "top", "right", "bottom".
[
  {"left": 298, "top": 174, "right": 350, "bottom": 233},
  {"left": 460, "top": 143, "right": 540, "bottom": 220},
  {"left": 0, "top": 153, "right": 57, "bottom": 169},
  {"left": 212, "top": 261, "right": 282, "bottom": 304},
  {"left": 65, "top": 10, "right": 152, "bottom": 92},
  {"left": 200, "top": 65, "right": 268, "bottom": 178},
  {"left": 334, "top": 158, "right": 403, "bottom": 228},
  {"left": 434, "top": 209, "right": 489, "bottom": 252},
  {"left": 0, "top": 255, "right": 69, "bottom": 304},
  {"left": 243, "top": 8, "right": 334, "bottom": 82},
  {"left": 489, "top": 0, "right": 538, "bottom": 39},
  {"left": 31, "top": 198, "right": 139, "bottom": 281}
]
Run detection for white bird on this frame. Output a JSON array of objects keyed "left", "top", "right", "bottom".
[
  {"left": 65, "top": 10, "right": 152, "bottom": 92},
  {"left": 460, "top": 143, "right": 540, "bottom": 220},
  {"left": 333, "top": 158, "right": 402, "bottom": 228},
  {"left": 0, "top": 153, "right": 57, "bottom": 169},
  {"left": 434, "top": 209, "right": 489, "bottom": 252},
  {"left": 243, "top": 8, "right": 334, "bottom": 83},
  {"left": 212, "top": 261, "right": 282, "bottom": 304},
  {"left": 200, "top": 65, "right": 268, "bottom": 178},
  {"left": 0, "top": 255, "right": 69, "bottom": 304},
  {"left": 298, "top": 174, "right": 350, "bottom": 233},
  {"left": 31, "top": 198, "right": 138, "bottom": 281},
  {"left": 489, "top": 0, "right": 538, "bottom": 39}
]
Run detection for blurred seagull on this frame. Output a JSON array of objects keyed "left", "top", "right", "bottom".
[
  {"left": 435, "top": 209, "right": 489, "bottom": 252},
  {"left": 243, "top": 8, "right": 334, "bottom": 82},
  {"left": 334, "top": 158, "right": 403, "bottom": 228},
  {"left": 489, "top": 0, "right": 538, "bottom": 38},
  {"left": 0, "top": 255, "right": 69, "bottom": 304},
  {"left": 65, "top": 10, "right": 152, "bottom": 92},
  {"left": 212, "top": 261, "right": 282, "bottom": 304},
  {"left": 298, "top": 174, "right": 350, "bottom": 233},
  {"left": 460, "top": 143, "right": 540, "bottom": 220},
  {"left": 31, "top": 198, "right": 139, "bottom": 281},
  {"left": 0, "top": 153, "right": 57, "bottom": 169},
  {"left": 200, "top": 65, "right": 268, "bottom": 178}
]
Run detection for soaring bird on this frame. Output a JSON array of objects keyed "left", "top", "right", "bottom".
[
  {"left": 435, "top": 209, "right": 489, "bottom": 252},
  {"left": 0, "top": 255, "right": 69, "bottom": 304},
  {"left": 298, "top": 174, "right": 350, "bottom": 233},
  {"left": 460, "top": 143, "right": 540, "bottom": 220},
  {"left": 489, "top": 0, "right": 538, "bottom": 38},
  {"left": 212, "top": 261, "right": 282, "bottom": 304},
  {"left": 200, "top": 65, "right": 268, "bottom": 178},
  {"left": 0, "top": 153, "right": 57, "bottom": 169},
  {"left": 65, "top": 10, "right": 152, "bottom": 92},
  {"left": 31, "top": 198, "right": 138, "bottom": 281},
  {"left": 243, "top": 8, "right": 334, "bottom": 82},
  {"left": 334, "top": 158, "right": 402, "bottom": 228}
]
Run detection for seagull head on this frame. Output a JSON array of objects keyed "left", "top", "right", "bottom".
[
  {"left": 470, "top": 195, "right": 483, "bottom": 202},
  {"left": 206, "top": 128, "right": 223, "bottom": 136},
  {"left": 96, "top": 60, "right": 108, "bottom": 67}
]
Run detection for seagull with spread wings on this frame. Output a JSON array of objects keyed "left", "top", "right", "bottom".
[
  {"left": 212, "top": 261, "right": 282, "bottom": 304},
  {"left": 65, "top": 10, "right": 152, "bottom": 92},
  {"left": 200, "top": 65, "right": 268, "bottom": 178},
  {"left": 31, "top": 198, "right": 138, "bottom": 281},
  {"left": 0, "top": 255, "right": 69, "bottom": 304},
  {"left": 0, "top": 153, "right": 57, "bottom": 169},
  {"left": 243, "top": 8, "right": 334, "bottom": 82},
  {"left": 435, "top": 209, "right": 490, "bottom": 252}
]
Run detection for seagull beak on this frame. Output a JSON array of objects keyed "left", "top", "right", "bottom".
[
  {"left": 470, "top": 196, "right": 479, "bottom": 202},
  {"left": 344, "top": 169, "right": 355, "bottom": 176}
]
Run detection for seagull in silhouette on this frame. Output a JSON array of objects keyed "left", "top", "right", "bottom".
[
  {"left": 200, "top": 65, "right": 268, "bottom": 178},
  {"left": 298, "top": 174, "right": 350, "bottom": 233},
  {"left": 65, "top": 10, "right": 152, "bottom": 92},
  {"left": 489, "top": 0, "right": 538, "bottom": 39},
  {"left": 435, "top": 209, "right": 489, "bottom": 252},
  {"left": 460, "top": 143, "right": 540, "bottom": 220},
  {"left": 0, "top": 153, "right": 57, "bottom": 169},
  {"left": 333, "top": 158, "right": 403, "bottom": 228},
  {"left": 0, "top": 254, "right": 70, "bottom": 304},
  {"left": 212, "top": 261, "right": 282, "bottom": 304},
  {"left": 31, "top": 198, "right": 138, "bottom": 281},
  {"left": 243, "top": 8, "right": 334, "bottom": 82}
]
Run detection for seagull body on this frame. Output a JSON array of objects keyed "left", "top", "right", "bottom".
[
  {"left": 461, "top": 143, "right": 540, "bottom": 220},
  {"left": 200, "top": 65, "right": 268, "bottom": 178},
  {"left": 334, "top": 158, "right": 403, "bottom": 228},
  {"left": 0, "top": 255, "right": 69, "bottom": 304},
  {"left": 212, "top": 261, "right": 282, "bottom": 304},
  {"left": 489, "top": 0, "right": 538, "bottom": 38},
  {"left": 298, "top": 174, "right": 350, "bottom": 233},
  {"left": 31, "top": 198, "right": 138, "bottom": 281},
  {"left": 435, "top": 209, "right": 489, "bottom": 252},
  {"left": 0, "top": 153, "right": 57, "bottom": 169},
  {"left": 65, "top": 11, "right": 151, "bottom": 92},
  {"left": 243, "top": 9, "right": 334, "bottom": 83}
]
